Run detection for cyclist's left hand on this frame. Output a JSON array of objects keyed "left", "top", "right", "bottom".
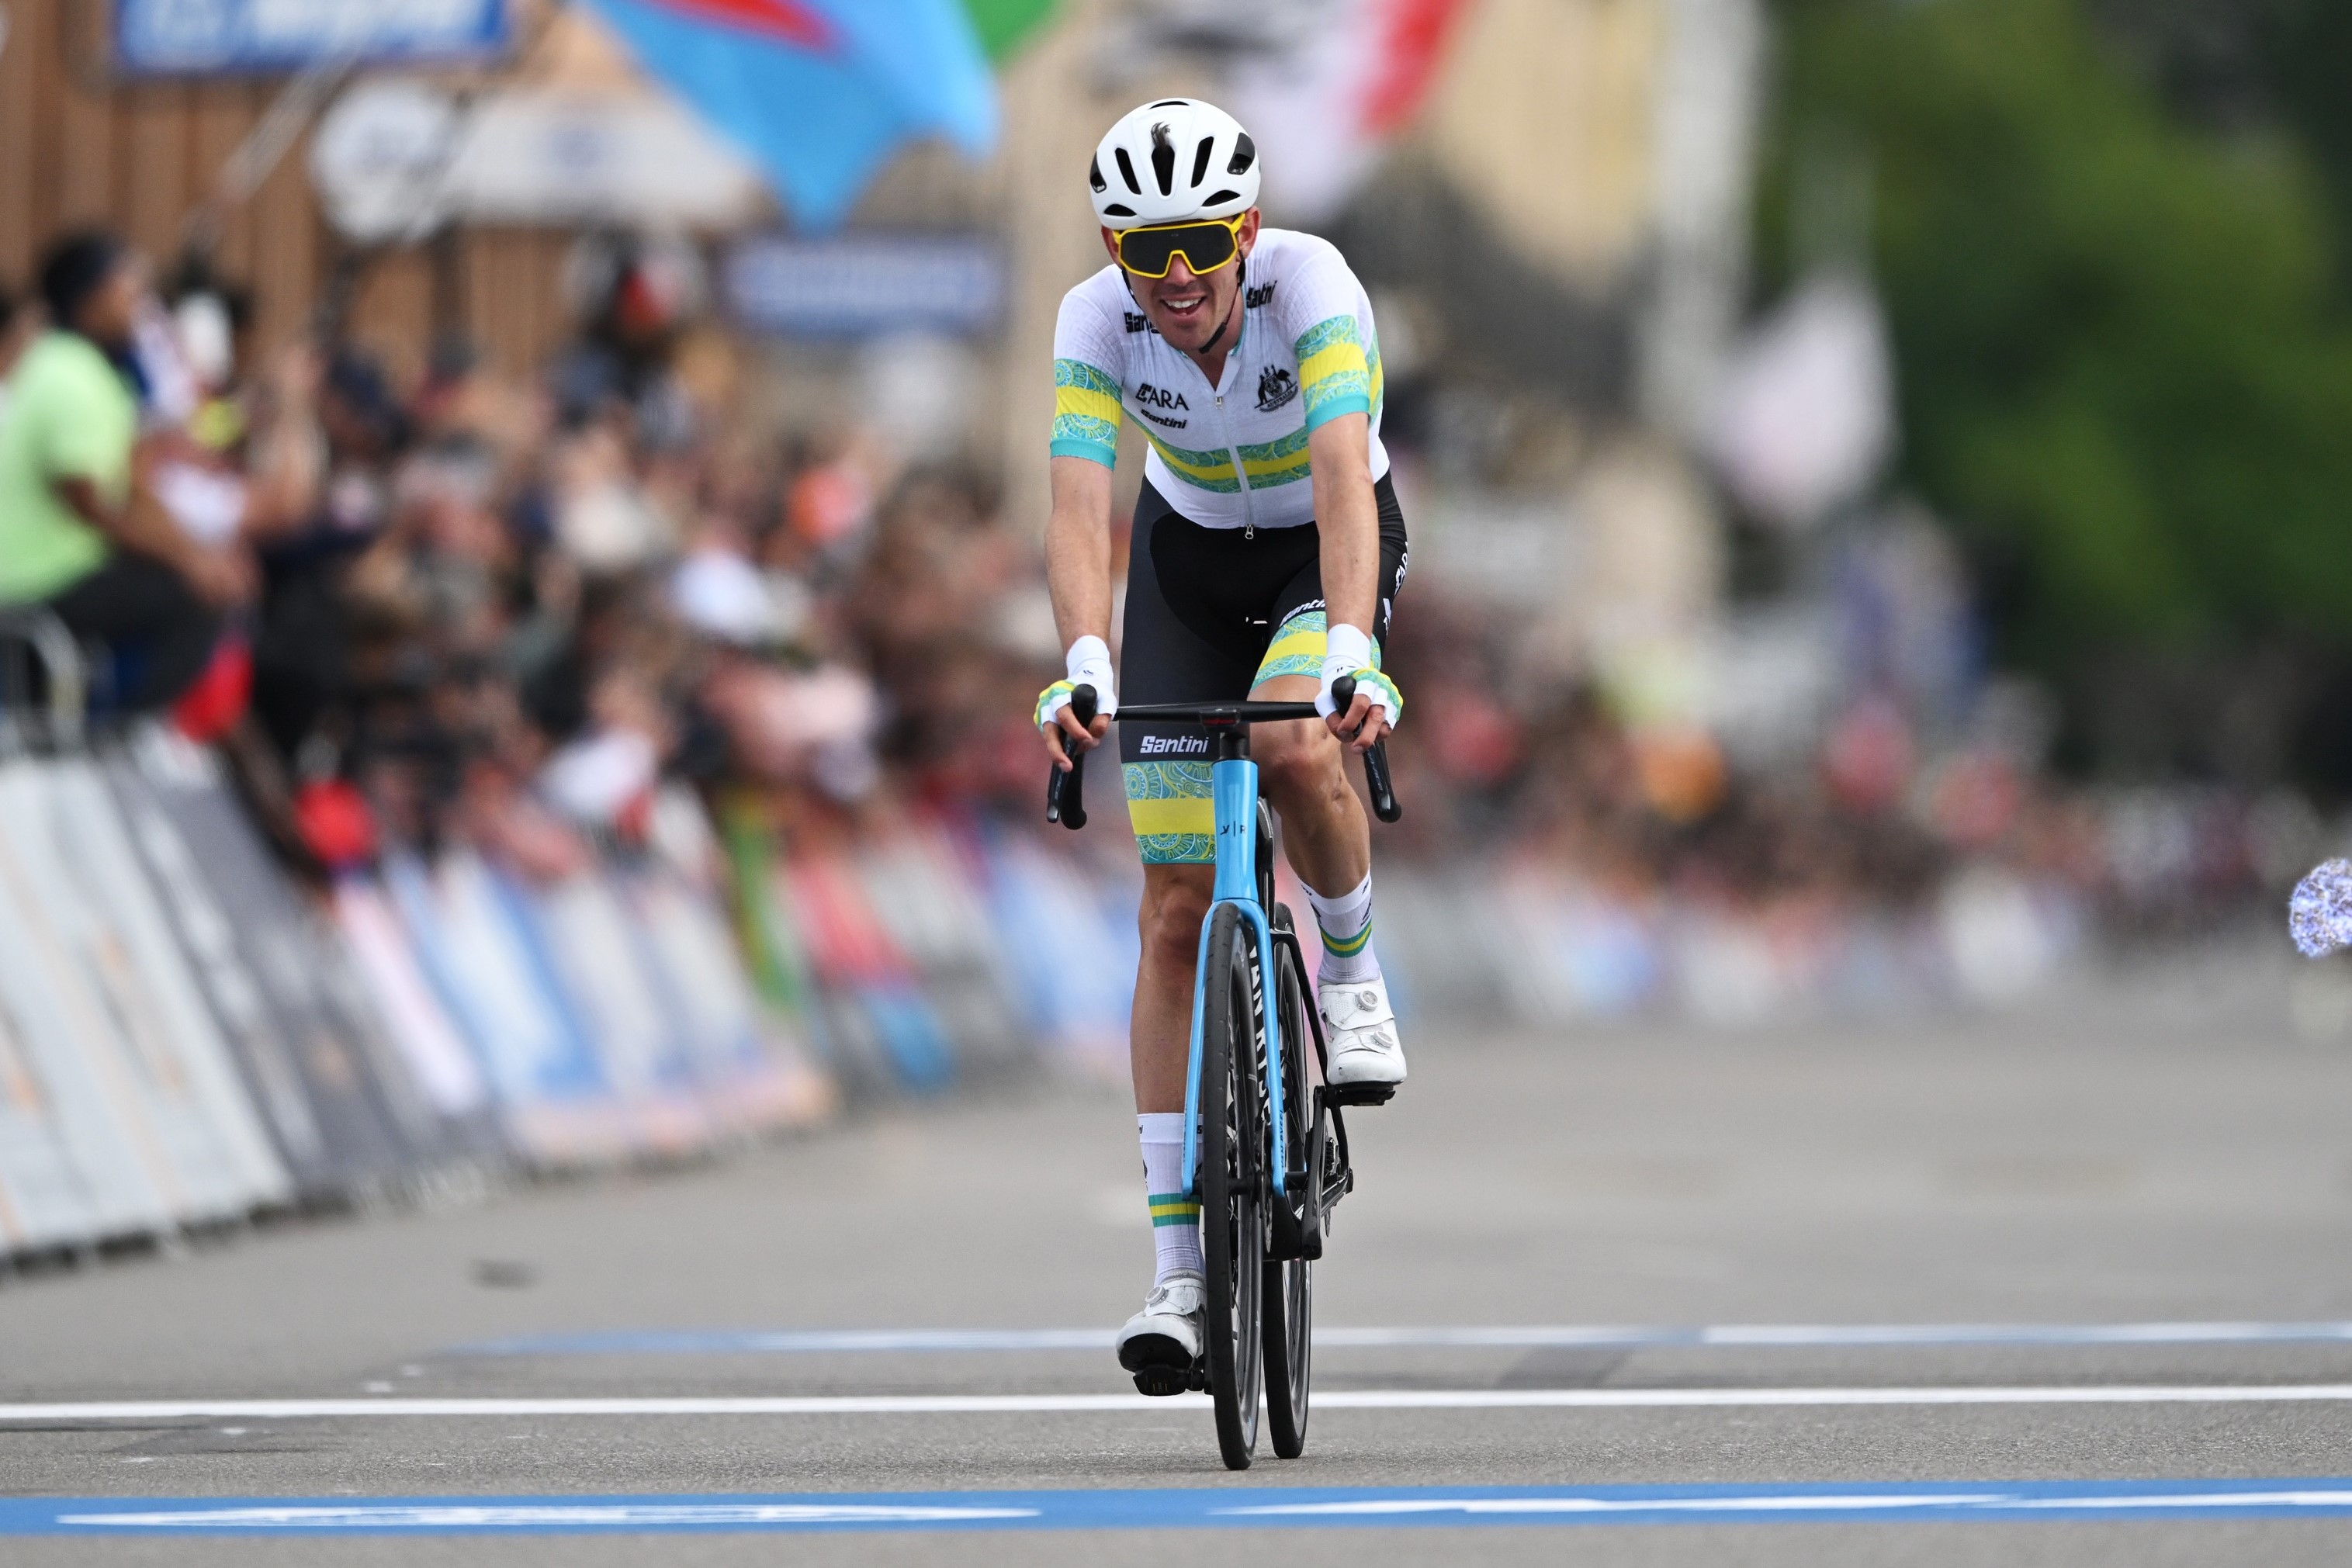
[
  {"left": 1324, "top": 667, "right": 1401, "bottom": 753},
  {"left": 1316, "top": 622, "right": 1400, "bottom": 753}
]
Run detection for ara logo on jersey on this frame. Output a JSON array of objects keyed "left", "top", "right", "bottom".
[
  {"left": 1136, "top": 383, "right": 1190, "bottom": 412},
  {"left": 1256, "top": 365, "right": 1298, "bottom": 413}
]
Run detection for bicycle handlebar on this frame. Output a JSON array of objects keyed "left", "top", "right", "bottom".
[
  {"left": 1045, "top": 679, "right": 1402, "bottom": 830},
  {"left": 1044, "top": 684, "right": 1096, "bottom": 829},
  {"left": 1334, "top": 676, "right": 1403, "bottom": 826}
]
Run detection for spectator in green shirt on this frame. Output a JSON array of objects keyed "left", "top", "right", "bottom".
[{"left": 0, "top": 231, "right": 251, "bottom": 711}]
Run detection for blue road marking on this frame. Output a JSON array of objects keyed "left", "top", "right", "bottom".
[
  {"left": 14, "top": 1482, "right": 2352, "bottom": 1534},
  {"left": 449, "top": 1321, "right": 2352, "bottom": 1357}
]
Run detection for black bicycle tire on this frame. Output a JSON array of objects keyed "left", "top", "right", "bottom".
[
  {"left": 1200, "top": 903, "right": 1264, "bottom": 1471},
  {"left": 1263, "top": 909, "right": 1313, "bottom": 1459}
]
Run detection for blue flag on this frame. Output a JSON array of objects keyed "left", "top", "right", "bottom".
[{"left": 581, "top": 0, "right": 998, "bottom": 229}]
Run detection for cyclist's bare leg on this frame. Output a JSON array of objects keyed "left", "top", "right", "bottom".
[
  {"left": 1249, "top": 673, "right": 1370, "bottom": 898},
  {"left": 1134, "top": 863, "right": 1215, "bottom": 1113}
]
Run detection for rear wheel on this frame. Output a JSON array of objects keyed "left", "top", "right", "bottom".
[
  {"left": 1263, "top": 909, "right": 1314, "bottom": 1458},
  {"left": 1200, "top": 903, "right": 1264, "bottom": 1471}
]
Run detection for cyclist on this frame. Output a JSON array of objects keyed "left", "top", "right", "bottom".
[{"left": 1034, "top": 99, "right": 1407, "bottom": 1390}]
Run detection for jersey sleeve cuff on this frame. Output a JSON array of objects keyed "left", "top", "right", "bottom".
[
  {"left": 1302, "top": 393, "right": 1372, "bottom": 434},
  {"left": 1049, "top": 437, "right": 1118, "bottom": 467}
]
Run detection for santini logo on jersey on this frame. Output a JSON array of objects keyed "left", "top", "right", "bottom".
[
  {"left": 1136, "top": 383, "right": 1190, "bottom": 411},
  {"left": 1139, "top": 735, "right": 1210, "bottom": 756},
  {"left": 1124, "top": 311, "right": 1159, "bottom": 334},
  {"left": 1256, "top": 366, "right": 1298, "bottom": 413},
  {"left": 1246, "top": 281, "right": 1277, "bottom": 310}
]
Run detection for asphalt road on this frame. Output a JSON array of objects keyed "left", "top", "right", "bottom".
[{"left": 7, "top": 945, "right": 2352, "bottom": 1563}]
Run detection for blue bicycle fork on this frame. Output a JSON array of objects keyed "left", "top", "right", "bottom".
[{"left": 1179, "top": 746, "right": 1288, "bottom": 1203}]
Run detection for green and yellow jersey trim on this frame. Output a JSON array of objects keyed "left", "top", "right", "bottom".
[
  {"left": 1051, "top": 358, "right": 1121, "bottom": 466},
  {"left": 1296, "top": 315, "right": 1383, "bottom": 432}
]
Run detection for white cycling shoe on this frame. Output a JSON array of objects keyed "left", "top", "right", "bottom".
[
  {"left": 1117, "top": 1269, "right": 1205, "bottom": 1396},
  {"left": 1321, "top": 975, "right": 1406, "bottom": 1094}
]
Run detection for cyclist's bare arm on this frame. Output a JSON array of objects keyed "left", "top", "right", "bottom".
[
  {"left": 1304, "top": 411, "right": 1387, "bottom": 749},
  {"left": 1043, "top": 453, "right": 1117, "bottom": 767}
]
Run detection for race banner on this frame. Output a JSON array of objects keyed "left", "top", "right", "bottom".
[
  {"left": 383, "top": 853, "right": 639, "bottom": 1168},
  {"left": 856, "top": 828, "right": 1029, "bottom": 1075},
  {"left": 0, "top": 760, "right": 286, "bottom": 1224},
  {"left": 519, "top": 871, "right": 715, "bottom": 1158},
  {"left": 618, "top": 863, "right": 831, "bottom": 1134},
  {"left": 41, "top": 756, "right": 293, "bottom": 1211},
  {"left": 786, "top": 852, "right": 955, "bottom": 1096},
  {"left": 114, "top": 0, "right": 509, "bottom": 77},
  {"left": 107, "top": 737, "right": 425, "bottom": 1198},
  {"left": 0, "top": 818, "right": 171, "bottom": 1248},
  {"left": 332, "top": 878, "right": 498, "bottom": 1134}
]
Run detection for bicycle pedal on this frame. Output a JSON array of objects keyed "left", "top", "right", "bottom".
[
  {"left": 1326, "top": 1082, "right": 1396, "bottom": 1109},
  {"left": 1131, "top": 1365, "right": 1191, "bottom": 1398}
]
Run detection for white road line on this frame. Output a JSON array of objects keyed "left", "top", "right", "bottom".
[
  {"left": 59, "top": 1504, "right": 1043, "bottom": 1528},
  {"left": 451, "top": 1321, "right": 2352, "bottom": 1355},
  {"left": 12, "top": 1385, "right": 2352, "bottom": 1421}
]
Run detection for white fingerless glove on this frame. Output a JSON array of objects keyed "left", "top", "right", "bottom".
[
  {"left": 1316, "top": 622, "right": 1397, "bottom": 722},
  {"left": 1036, "top": 634, "right": 1118, "bottom": 732}
]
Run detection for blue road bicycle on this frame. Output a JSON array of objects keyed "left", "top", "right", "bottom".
[{"left": 1047, "top": 678, "right": 1401, "bottom": 1470}]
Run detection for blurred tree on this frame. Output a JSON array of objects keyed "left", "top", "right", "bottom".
[
  {"left": 1767, "top": 0, "right": 2352, "bottom": 683},
  {"left": 961, "top": 0, "right": 1059, "bottom": 58}
]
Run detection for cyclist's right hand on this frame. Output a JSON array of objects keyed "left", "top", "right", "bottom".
[{"left": 1037, "top": 635, "right": 1117, "bottom": 773}]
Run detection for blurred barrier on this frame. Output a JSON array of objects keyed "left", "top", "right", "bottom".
[
  {"left": 0, "top": 689, "right": 2092, "bottom": 1268},
  {"left": 0, "top": 714, "right": 838, "bottom": 1265},
  {"left": 108, "top": 732, "right": 442, "bottom": 1199},
  {"left": 0, "top": 750, "right": 289, "bottom": 1233}
]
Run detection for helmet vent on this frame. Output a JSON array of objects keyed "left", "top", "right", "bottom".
[
  {"left": 1103, "top": 202, "right": 1135, "bottom": 217},
  {"left": 1114, "top": 147, "right": 1142, "bottom": 195},
  {"left": 1150, "top": 99, "right": 1188, "bottom": 109},
  {"left": 1228, "top": 133, "right": 1256, "bottom": 176},
  {"left": 1148, "top": 122, "right": 1176, "bottom": 196},
  {"left": 1190, "top": 137, "right": 1214, "bottom": 189},
  {"left": 1089, "top": 155, "right": 1107, "bottom": 195},
  {"left": 1204, "top": 190, "right": 1241, "bottom": 207}
]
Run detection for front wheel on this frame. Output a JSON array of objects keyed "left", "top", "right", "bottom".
[
  {"left": 1263, "top": 907, "right": 1313, "bottom": 1459},
  {"left": 1200, "top": 903, "right": 1265, "bottom": 1471}
]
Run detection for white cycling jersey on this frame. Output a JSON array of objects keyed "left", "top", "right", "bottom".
[{"left": 1050, "top": 228, "right": 1390, "bottom": 531}]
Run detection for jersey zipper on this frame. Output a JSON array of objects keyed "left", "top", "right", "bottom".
[{"left": 1220, "top": 284, "right": 1256, "bottom": 537}]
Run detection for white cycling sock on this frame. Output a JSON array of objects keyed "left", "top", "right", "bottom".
[
  {"left": 1307, "top": 871, "right": 1382, "bottom": 988},
  {"left": 1138, "top": 1113, "right": 1200, "bottom": 1282}
]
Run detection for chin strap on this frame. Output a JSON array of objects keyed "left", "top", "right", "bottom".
[{"left": 1195, "top": 255, "right": 1245, "bottom": 355}]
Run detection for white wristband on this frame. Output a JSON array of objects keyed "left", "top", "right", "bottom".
[
  {"left": 1065, "top": 635, "right": 1117, "bottom": 716},
  {"left": 1317, "top": 623, "right": 1373, "bottom": 718}
]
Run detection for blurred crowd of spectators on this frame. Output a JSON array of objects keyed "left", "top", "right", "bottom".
[
  {"left": 0, "top": 230, "right": 1064, "bottom": 880},
  {"left": 0, "top": 230, "right": 2322, "bottom": 966}
]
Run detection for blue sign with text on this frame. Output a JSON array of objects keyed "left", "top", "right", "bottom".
[
  {"left": 725, "top": 236, "right": 1005, "bottom": 340},
  {"left": 115, "top": 0, "right": 509, "bottom": 77}
]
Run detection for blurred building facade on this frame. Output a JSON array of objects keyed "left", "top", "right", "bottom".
[{"left": 0, "top": 0, "right": 1762, "bottom": 517}]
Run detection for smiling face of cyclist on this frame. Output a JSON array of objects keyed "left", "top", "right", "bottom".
[{"left": 1103, "top": 211, "right": 1261, "bottom": 358}]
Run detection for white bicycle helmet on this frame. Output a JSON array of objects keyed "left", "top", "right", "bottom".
[{"left": 1089, "top": 99, "right": 1259, "bottom": 230}]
